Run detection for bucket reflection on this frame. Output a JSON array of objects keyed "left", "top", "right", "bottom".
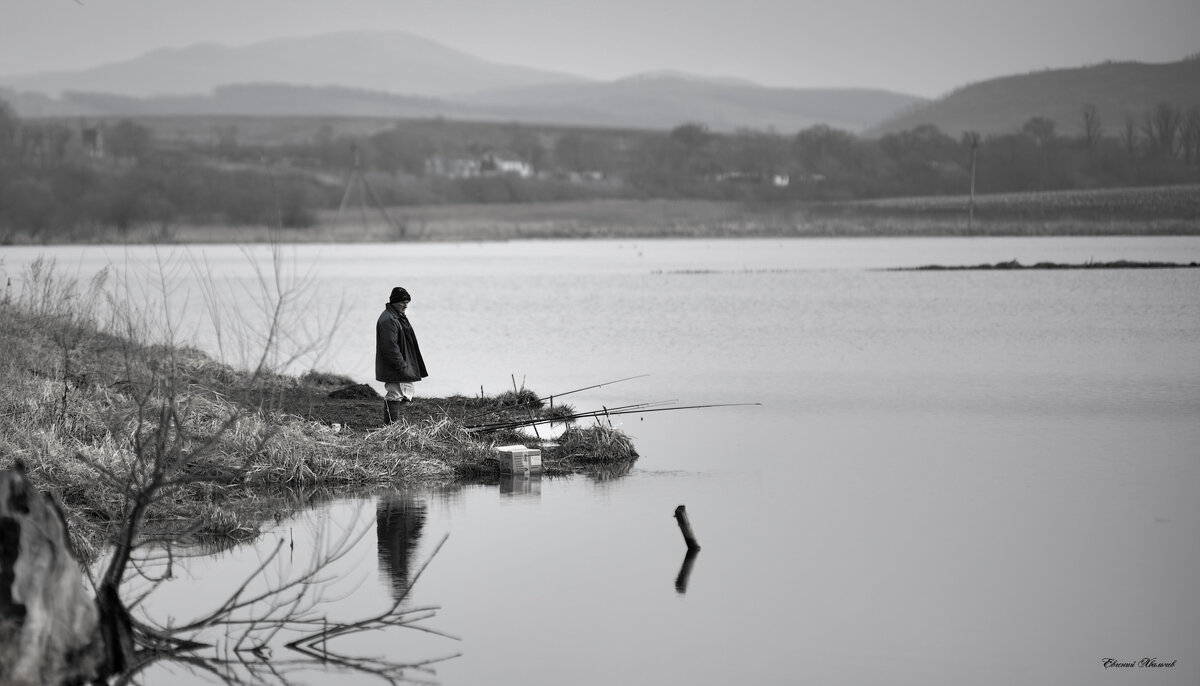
[{"left": 499, "top": 473, "right": 542, "bottom": 497}]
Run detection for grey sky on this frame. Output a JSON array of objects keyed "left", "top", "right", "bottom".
[{"left": 2, "top": 0, "right": 1197, "bottom": 98}]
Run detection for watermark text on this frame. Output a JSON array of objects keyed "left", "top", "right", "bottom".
[{"left": 1102, "top": 658, "right": 1177, "bottom": 669}]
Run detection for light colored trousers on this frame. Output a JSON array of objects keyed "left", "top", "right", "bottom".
[{"left": 384, "top": 382, "right": 415, "bottom": 401}]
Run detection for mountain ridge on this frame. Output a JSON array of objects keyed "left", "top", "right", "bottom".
[
  {"left": 6, "top": 31, "right": 1191, "bottom": 137},
  {"left": 0, "top": 30, "right": 590, "bottom": 98},
  {"left": 871, "top": 56, "right": 1200, "bottom": 137},
  {"left": 0, "top": 30, "right": 922, "bottom": 132}
]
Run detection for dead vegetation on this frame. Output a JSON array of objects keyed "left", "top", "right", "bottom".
[
  {"left": 0, "top": 257, "right": 638, "bottom": 562},
  {"left": 0, "top": 252, "right": 639, "bottom": 684}
]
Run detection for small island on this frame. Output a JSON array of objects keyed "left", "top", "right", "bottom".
[{"left": 890, "top": 259, "right": 1200, "bottom": 271}]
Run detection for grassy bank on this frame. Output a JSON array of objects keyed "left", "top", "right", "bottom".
[
  {"left": 8, "top": 184, "right": 1199, "bottom": 245},
  {"left": 0, "top": 290, "right": 634, "bottom": 561}
]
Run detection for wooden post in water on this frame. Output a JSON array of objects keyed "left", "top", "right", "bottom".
[
  {"left": 675, "top": 548, "right": 699, "bottom": 594},
  {"left": 673, "top": 505, "right": 700, "bottom": 552}
]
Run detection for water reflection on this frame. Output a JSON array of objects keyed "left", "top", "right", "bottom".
[
  {"left": 7, "top": 239, "right": 1194, "bottom": 685},
  {"left": 583, "top": 457, "right": 637, "bottom": 482},
  {"left": 499, "top": 473, "right": 542, "bottom": 497},
  {"left": 106, "top": 508, "right": 460, "bottom": 685},
  {"left": 376, "top": 496, "right": 428, "bottom": 599},
  {"left": 675, "top": 548, "right": 700, "bottom": 594}
]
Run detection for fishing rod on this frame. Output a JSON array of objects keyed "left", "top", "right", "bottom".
[
  {"left": 544, "top": 374, "right": 650, "bottom": 404},
  {"left": 467, "top": 402, "right": 761, "bottom": 433},
  {"left": 469, "top": 402, "right": 762, "bottom": 433},
  {"left": 459, "top": 373, "right": 651, "bottom": 423},
  {"left": 464, "top": 399, "right": 677, "bottom": 432}
]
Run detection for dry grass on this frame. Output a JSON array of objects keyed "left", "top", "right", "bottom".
[
  {"left": 0, "top": 273, "right": 638, "bottom": 558},
  {"left": 525, "top": 422, "right": 640, "bottom": 480},
  {"left": 551, "top": 424, "right": 639, "bottom": 464}
]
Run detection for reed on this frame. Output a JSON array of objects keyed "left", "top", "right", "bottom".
[
  {"left": 540, "top": 402, "right": 577, "bottom": 421},
  {"left": 551, "top": 424, "right": 640, "bottom": 464},
  {"left": 494, "top": 388, "right": 543, "bottom": 409}
]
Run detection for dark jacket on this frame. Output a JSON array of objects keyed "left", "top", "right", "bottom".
[{"left": 376, "top": 303, "right": 428, "bottom": 383}]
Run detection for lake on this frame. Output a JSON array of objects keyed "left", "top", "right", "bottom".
[{"left": 4, "top": 236, "right": 1199, "bottom": 685}]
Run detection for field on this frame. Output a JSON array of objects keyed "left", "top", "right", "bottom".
[
  {"left": 845, "top": 183, "right": 1200, "bottom": 221},
  {"left": 29, "top": 184, "right": 1200, "bottom": 244}
]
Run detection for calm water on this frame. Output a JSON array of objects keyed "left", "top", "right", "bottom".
[{"left": 4, "top": 237, "right": 1199, "bottom": 685}]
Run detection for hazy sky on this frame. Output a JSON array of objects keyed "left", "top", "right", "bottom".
[{"left": 2, "top": 0, "right": 1197, "bottom": 97}]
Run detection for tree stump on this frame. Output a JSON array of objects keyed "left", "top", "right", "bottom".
[{"left": 1, "top": 464, "right": 107, "bottom": 685}]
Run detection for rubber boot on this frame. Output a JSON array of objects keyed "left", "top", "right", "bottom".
[{"left": 384, "top": 400, "right": 404, "bottom": 424}]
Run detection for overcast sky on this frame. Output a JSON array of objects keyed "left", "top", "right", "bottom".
[{"left": 2, "top": 0, "right": 1197, "bottom": 98}]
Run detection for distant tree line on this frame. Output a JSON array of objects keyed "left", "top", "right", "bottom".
[
  {"left": 0, "top": 102, "right": 337, "bottom": 241},
  {"left": 1, "top": 97, "right": 1197, "bottom": 241}
]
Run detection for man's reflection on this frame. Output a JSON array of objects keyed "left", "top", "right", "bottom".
[{"left": 376, "top": 496, "right": 427, "bottom": 598}]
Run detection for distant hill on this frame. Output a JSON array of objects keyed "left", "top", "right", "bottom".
[
  {"left": 0, "top": 78, "right": 920, "bottom": 134},
  {"left": 0, "top": 31, "right": 923, "bottom": 133},
  {"left": 870, "top": 56, "right": 1200, "bottom": 137},
  {"left": 0, "top": 30, "right": 585, "bottom": 98},
  {"left": 2, "top": 84, "right": 464, "bottom": 120},
  {"left": 459, "top": 74, "right": 920, "bottom": 132}
]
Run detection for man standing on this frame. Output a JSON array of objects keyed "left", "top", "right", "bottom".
[{"left": 376, "top": 286, "right": 428, "bottom": 423}]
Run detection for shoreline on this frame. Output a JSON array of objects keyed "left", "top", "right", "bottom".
[
  {"left": 10, "top": 216, "right": 1199, "bottom": 246},
  {"left": 0, "top": 301, "right": 635, "bottom": 562},
  {"left": 3, "top": 188, "right": 1198, "bottom": 245}
]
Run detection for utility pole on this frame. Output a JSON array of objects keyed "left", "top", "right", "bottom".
[
  {"left": 967, "top": 133, "right": 979, "bottom": 233},
  {"left": 338, "top": 144, "right": 406, "bottom": 239}
]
